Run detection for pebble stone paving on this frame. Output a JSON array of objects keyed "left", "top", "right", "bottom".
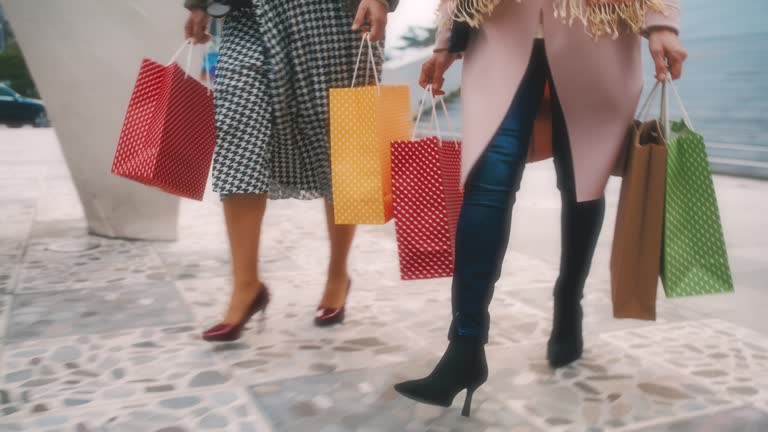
[{"left": 0, "top": 130, "right": 767, "bottom": 431}]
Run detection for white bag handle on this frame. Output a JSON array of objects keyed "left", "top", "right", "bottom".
[
  {"left": 637, "top": 76, "right": 695, "bottom": 139},
  {"left": 666, "top": 76, "right": 695, "bottom": 132},
  {"left": 351, "top": 33, "right": 383, "bottom": 91},
  {"left": 637, "top": 80, "right": 663, "bottom": 122},
  {"left": 413, "top": 86, "right": 459, "bottom": 147},
  {"left": 167, "top": 40, "right": 195, "bottom": 75},
  {"left": 167, "top": 40, "right": 213, "bottom": 93}
]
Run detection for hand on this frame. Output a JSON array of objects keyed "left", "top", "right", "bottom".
[
  {"left": 184, "top": 8, "right": 211, "bottom": 44},
  {"left": 648, "top": 29, "right": 687, "bottom": 81},
  {"left": 419, "top": 51, "right": 458, "bottom": 96},
  {"left": 352, "top": 0, "right": 388, "bottom": 42}
]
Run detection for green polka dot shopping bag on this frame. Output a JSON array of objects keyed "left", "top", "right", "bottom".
[{"left": 661, "top": 79, "right": 734, "bottom": 297}]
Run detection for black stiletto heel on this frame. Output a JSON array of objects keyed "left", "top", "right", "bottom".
[
  {"left": 461, "top": 387, "right": 477, "bottom": 417},
  {"left": 394, "top": 336, "right": 487, "bottom": 418}
]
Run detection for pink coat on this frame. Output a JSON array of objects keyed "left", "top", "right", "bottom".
[{"left": 434, "top": 0, "right": 681, "bottom": 202}]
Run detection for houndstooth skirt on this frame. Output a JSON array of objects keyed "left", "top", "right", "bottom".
[{"left": 212, "top": 0, "right": 382, "bottom": 200}]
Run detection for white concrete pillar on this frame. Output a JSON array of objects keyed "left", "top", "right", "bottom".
[{"left": 0, "top": 0, "right": 193, "bottom": 240}]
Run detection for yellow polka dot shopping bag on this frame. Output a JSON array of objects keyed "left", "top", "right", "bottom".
[
  {"left": 329, "top": 36, "right": 412, "bottom": 224},
  {"left": 112, "top": 41, "right": 216, "bottom": 201},
  {"left": 660, "top": 80, "right": 734, "bottom": 297},
  {"left": 391, "top": 89, "right": 463, "bottom": 280}
]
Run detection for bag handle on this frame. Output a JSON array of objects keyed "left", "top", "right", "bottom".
[
  {"left": 666, "top": 75, "right": 695, "bottom": 132},
  {"left": 637, "top": 79, "right": 671, "bottom": 139},
  {"left": 413, "top": 85, "right": 458, "bottom": 147},
  {"left": 167, "top": 40, "right": 195, "bottom": 76},
  {"left": 637, "top": 80, "right": 663, "bottom": 122},
  {"left": 351, "top": 33, "right": 383, "bottom": 91},
  {"left": 364, "top": 37, "right": 386, "bottom": 88},
  {"left": 637, "top": 75, "right": 695, "bottom": 139},
  {"left": 167, "top": 39, "right": 213, "bottom": 93}
]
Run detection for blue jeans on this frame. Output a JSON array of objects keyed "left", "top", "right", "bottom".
[{"left": 449, "top": 41, "right": 606, "bottom": 342}]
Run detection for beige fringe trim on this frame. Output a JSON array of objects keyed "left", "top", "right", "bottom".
[
  {"left": 445, "top": 0, "right": 501, "bottom": 28},
  {"left": 442, "top": 0, "right": 667, "bottom": 39}
]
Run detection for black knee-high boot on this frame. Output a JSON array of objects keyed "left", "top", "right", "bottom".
[{"left": 547, "top": 196, "right": 605, "bottom": 368}]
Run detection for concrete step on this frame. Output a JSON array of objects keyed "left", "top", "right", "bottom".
[
  {"left": 709, "top": 156, "right": 768, "bottom": 179},
  {"left": 707, "top": 143, "right": 768, "bottom": 164}
]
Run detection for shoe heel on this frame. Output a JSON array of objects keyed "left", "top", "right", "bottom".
[
  {"left": 461, "top": 387, "right": 476, "bottom": 418},
  {"left": 257, "top": 307, "right": 268, "bottom": 334}
]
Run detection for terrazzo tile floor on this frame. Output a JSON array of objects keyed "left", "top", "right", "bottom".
[{"left": 0, "top": 130, "right": 767, "bottom": 431}]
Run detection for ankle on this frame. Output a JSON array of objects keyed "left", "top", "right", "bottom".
[
  {"left": 326, "top": 270, "right": 349, "bottom": 283},
  {"left": 234, "top": 279, "right": 260, "bottom": 284},
  {"left": 451, "top": 335, "right": 485, "bottom": 345},
  {"left": 232, "top": 281, "right": 262, "bottom": 298}
]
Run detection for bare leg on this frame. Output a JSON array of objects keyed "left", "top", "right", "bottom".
[
  {"left": 221, "top": 193, "right": 268, "bottom": 324},
  {"left": 319, "top": 199, "right": 355, "bottom": 308}
]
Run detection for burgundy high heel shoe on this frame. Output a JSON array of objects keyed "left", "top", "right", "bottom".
[
  {"left": 202, "top": 284, "right": 270, "bottom": 342},
  {"left": 314, "top": 280, "right": 351, "bottom": 327}
]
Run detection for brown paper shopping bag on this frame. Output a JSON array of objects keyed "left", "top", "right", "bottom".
[
  {"left": 610, "top": 82, "right": 669, "bottom": 320},
  {"left": 528, "top": 82, "right": 554, "bottom": 163}
]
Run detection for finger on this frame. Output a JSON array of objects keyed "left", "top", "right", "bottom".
[
  {"left": 419, "top": 62, "right": 433, "bottom": 88},
  {"left": 435, "top": 78, "right": 446, "bottom": 95},
  {"left": 431, "top": 64, "right": 444, "bottom": 94},
  {"left": 184, "top": 19, "right": 194, "bottom": 40},
  {"left": 671, "top": 49, "right": 687, "bottom": 80},
  {"left": 369, "top": 17, "right": 386, "bottom": 42},
  {"left": 355, "top": 24, "right": 370, "bottom": 38},
  {"left": 419, "top": 73, "right": 430, "bottom": 89},
  {"left": 352, "top": 4, "right": 367, "bottom": 31},
  {"left": 669, "top": 55, "right": 683, "bottom": 80},
  {"left": 651, "top": 49, "right": 667, "bottom": 81},
  {"left": 191, "top": 20, "right": 205, "bottom": 44}
]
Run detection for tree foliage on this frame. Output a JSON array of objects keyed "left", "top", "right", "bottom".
[
  {"left": 0, "top": 40, "right": 39, "bottom": 98},
  {"left": 397, "top": 26, "right": 438, "bottom": 50}
]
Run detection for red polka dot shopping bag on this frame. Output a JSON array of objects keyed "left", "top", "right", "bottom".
[
  {"left": 111, "top": 41, "right": 216, "bottom": 201},
  {"left": 329, "top": 35, "right": 413, "bottom": 224},
  {"left": 391, "top": 88, "right": 463, "bottom": 280}
]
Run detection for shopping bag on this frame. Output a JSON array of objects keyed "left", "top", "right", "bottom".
[
  {"left": 329, "top": 36, "right": 412, "bottom": 224},
  {"left": 391, "top": 89, "right": 463, "bottom": 280},
  {"left": 112, "top": 41, "right": 216, "bottom": 201},
  {"left": 661, "top": 82, "right": 734, "bottom": 297},
  {"left": 610, "top": 81, "right": 668, "bottom": 320},
  {"left": 528, "top": 82, "right": 554, "bottom": 163}
]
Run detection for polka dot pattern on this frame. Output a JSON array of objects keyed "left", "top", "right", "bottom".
[
  {"left": 661, "top": 121, "right": 735, "bottom": 297},
  {"left": 329, "top": 85, "right": 413, "bottom": 225},
  {"left": 391, "top": 137, "right": 463, "bottom": 280},
  {"left": 112, "top": 58, "right": 217, "bottom": 201}
]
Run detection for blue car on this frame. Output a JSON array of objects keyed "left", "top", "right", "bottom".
[{"left": 0, "top": 84, "right": 49, "bottom": 128}]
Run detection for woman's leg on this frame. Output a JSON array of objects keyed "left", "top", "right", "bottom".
[
  {"left": 221, "top": 193, "right": 268, "bottom": 324},
  {"left": 395, "top": 42, "right": 549, "bottom": 416},
  {"left": 450, "top": 49, "right": 548, "bottom": 343},
  {"left": 320, "top": 200, "right": 355, "bottom": 308},
  {"left": 547, "top": 79, "right": 606, "bottom": 367}
]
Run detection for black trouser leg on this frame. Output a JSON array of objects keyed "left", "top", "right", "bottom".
[{"left": 449, "top": 42, "right": 548, "bottom": 343}]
